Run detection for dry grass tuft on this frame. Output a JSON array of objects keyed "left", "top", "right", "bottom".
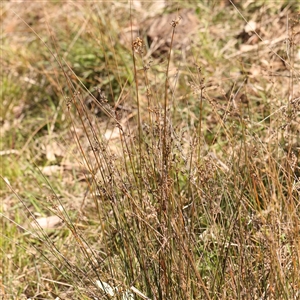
[{"left": 1, "top": 1, "right": 299, "bottom": 299}]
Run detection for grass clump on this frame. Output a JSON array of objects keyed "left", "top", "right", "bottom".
[{"left": 1, "top": 1, "right": 299, "bottom": 299}]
